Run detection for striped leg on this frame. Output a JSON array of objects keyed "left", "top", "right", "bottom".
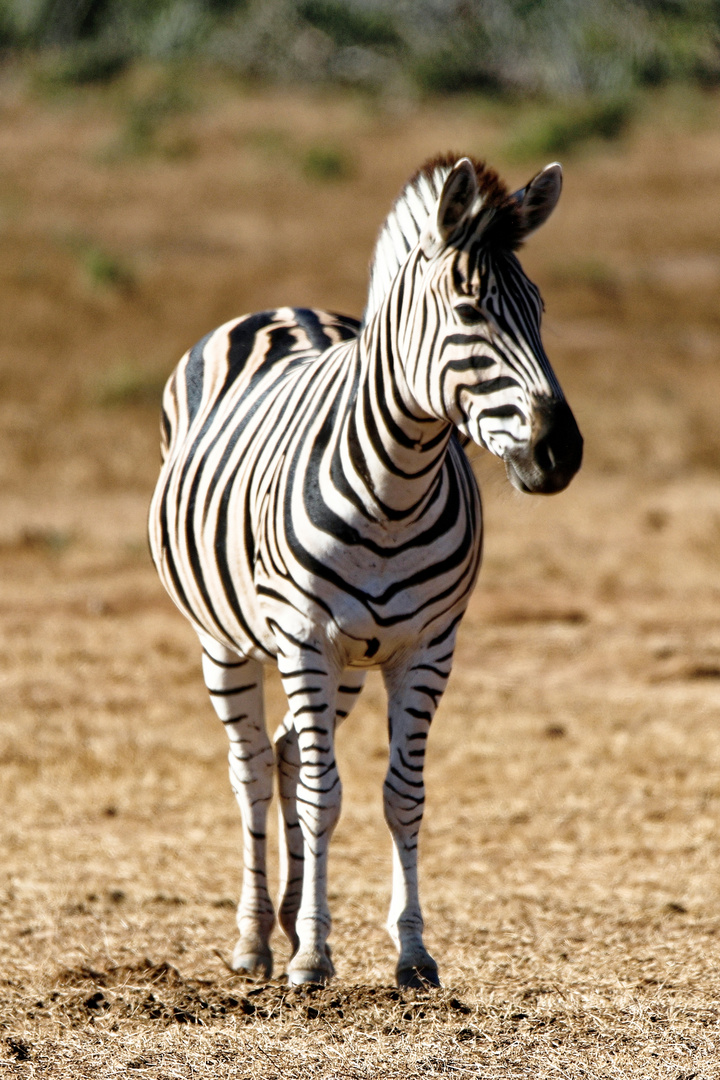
[
  {"left": 275, "top": 647, "right": 345, "bottom": 985},
  {"left": 274, "top": 711, "right": 301, "bottom": 955},
  {"left": 199, "top": 633, "right": 275, "bottom": 979},
  {"left": 273, "top": 668, "right": 366, "bottom": 956},
  {"left": 383, "top": 647, "right": 454, "bottom": 988}
]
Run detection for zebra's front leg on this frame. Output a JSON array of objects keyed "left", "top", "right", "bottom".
[
  {"left": 273, "top": 669, "right": 366, "bottom": 957},
  {"left": 277, "top": 649, "right": 344, "bottom": 985},
  {"left": 383, "top": 652, "right": 453, "bottom": 988},
  {"left": 200, "top": 634, "right": 275, "bottom": 979}
]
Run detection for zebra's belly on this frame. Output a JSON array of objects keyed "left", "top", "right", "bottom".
[
  {"left": 153, "top": 482, "right": 482, "bottom": 668},
  {"left": 161, "top": 532, "right": 479, "bottom": 668},
  {"left": 250, "top": 527, "right": 482, "bottom": 668}
]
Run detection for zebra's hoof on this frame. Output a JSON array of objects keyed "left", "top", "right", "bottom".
[
  {"left": 287, "top": 948, "right": 334, "bottom": 986},
  {"left": 231, "top": 941, "right": 273, "bottom": 981},
  {"left": 287, "top": 967, "right": 331, "bottom": 987},
  {"left": 396, "top": 962, "right": 440, "bottom": 990}
]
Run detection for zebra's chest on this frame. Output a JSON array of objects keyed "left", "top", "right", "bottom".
[{"left": 251, "top": 454, "right": 482, "bottom": 664}]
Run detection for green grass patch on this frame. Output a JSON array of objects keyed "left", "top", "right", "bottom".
[
  {"left": 122, "top": 85, "right": 192, "bottom": 155},
  {"left": 244, "top": 127, "right": 292, "bottom": 158},
  {"left": 301, "top": 143, "right": 352, "bottom": 182},
  {"left": 93, "top": 362, "right": 167, "bottom": 408},
  {"left": 95, "top": 76, "right": 198, "bottom": 160},
  {"left": 16, "top": 527, "right": 74, "bottom": 554},
  {"left": 82, "top": 244, "right": 135, "bottom": 292},
  {"left": 506, "top": 98, "right": 634, "bottom": 161},
  {"left": 551, "top": 258, "right": 623, "bottom": 299},
  {"left": 64, "top": 233, "right": 136, "bottom": 293},
  {"left": 245, "top": 129, "right": 353, "bottom": 182}
]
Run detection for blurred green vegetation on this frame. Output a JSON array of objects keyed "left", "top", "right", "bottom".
[
  {"left": 505, "top": 98, "right": 635, "bottom": 159},
  {"left": 301, "top": 143, "right": 353, "bottom": 181},
  {"left": 93, "top": 361, "right": 168, "bottom": 406},
  {"left": 64, "top": 234, "right": 136, "bottom": 290},
  {"left": 1, "top": 0, "right": 720, "bottom": 101},
  {"left": 81, "top": 243, "right": 135, "bottom": 290}
]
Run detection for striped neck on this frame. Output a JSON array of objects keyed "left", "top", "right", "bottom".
[{"left": 339, "top": 266, "right": 452, "bottom": 521}]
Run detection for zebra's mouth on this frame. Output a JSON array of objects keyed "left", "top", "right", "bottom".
[
  {"left": 504, "top": 458, "right": 534, "bottom": 494},
  {"left": 505, "top": 452, "right": 580, "bottom": 495},
  {"left": 504, "top": 398, "right": 583, "bottom": 495}
]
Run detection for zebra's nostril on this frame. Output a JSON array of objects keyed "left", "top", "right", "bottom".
[
  {"left": 532, "top": 398, "right": 583, "bottom": 481},
  {"left": 534, "top": 438, "right": 554, "bottom": 473}
]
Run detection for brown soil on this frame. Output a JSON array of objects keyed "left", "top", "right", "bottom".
[{"left": 1, "top": 68, "right": 720, "bottom": 1077}]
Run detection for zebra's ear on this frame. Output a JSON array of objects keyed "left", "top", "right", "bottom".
[
  {"left": 513, "top": 162, "right": 562, "bottom": 238},
  {"left": 436, "top": 158, "right": 479, "bottom": 242},
  {"left": 421, "top": 158, "right": 478, "bottom": 255}
]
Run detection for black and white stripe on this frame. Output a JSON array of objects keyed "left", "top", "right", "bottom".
[{"left": 149, "top": 154, "right": 582, "bottom": 987}]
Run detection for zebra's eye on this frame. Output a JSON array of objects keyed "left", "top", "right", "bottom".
[{"left": 454, "top": 303, "right": 484, "bottom": 325}]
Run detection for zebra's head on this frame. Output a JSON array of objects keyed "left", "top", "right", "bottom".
[{"left": 368, "top": 155, "right": 583, "bottom": 495}]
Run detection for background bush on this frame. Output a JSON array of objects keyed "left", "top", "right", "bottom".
[{"left": 1, "top": 0, "right": 720, "bottom": 97}]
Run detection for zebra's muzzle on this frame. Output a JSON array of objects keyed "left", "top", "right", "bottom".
[{"left": 505, "top": 398, "right": 583, "bottom": 495}]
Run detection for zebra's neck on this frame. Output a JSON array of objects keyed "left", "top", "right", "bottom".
[
  {"left": 334, "top": 276, "right": 452, "bottom": 522},
  {"left": 344, "top": 154, "right": 505, "bottom": 517}
]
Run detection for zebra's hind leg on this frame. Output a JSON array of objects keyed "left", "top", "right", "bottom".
[
  {"left": 273, "top": 668, "right": 366, "bottom": 960},
  {"left": 199, "top": 633, "right": 275, "bottom": 980},
  {"left": 383, "top": 653, "right": 454, "bottom": 989},
  {"left": 274, "top": 710, "right": 302, "bottom": 956}
]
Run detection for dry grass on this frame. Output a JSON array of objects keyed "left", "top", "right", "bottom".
[
  {"left": 4, "top": 966, "right": 718, "bottom": 1078},
  {"left": 1, "top": 69, "right": 720, "bottom": 1076}
]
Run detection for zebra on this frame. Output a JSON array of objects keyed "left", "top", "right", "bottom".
[{"left": 149, "top": 153, "right": 583, "bottom": 989}]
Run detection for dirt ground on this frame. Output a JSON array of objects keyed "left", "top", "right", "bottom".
[{"left": 1, "top": 65, "right": 720, "bottom": 1077}]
